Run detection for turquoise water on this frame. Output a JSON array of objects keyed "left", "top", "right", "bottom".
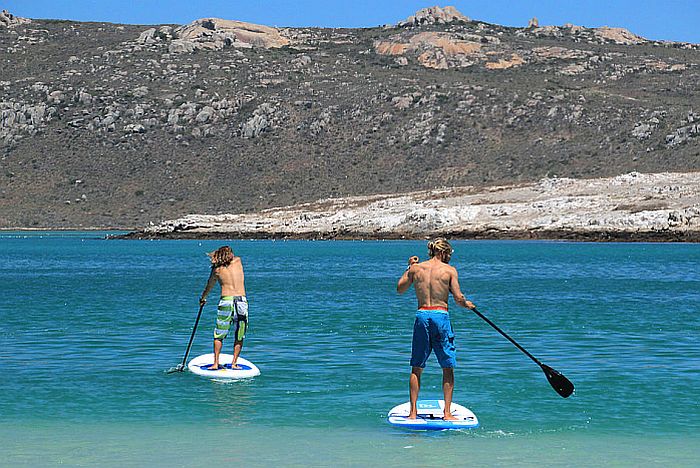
[{"left": 1, "top": 232, "right": 699, "bottom": 466}]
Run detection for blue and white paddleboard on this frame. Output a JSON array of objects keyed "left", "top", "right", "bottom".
[
  {"left": 187, "top": 353, "right": 260, "bottom": 380},
  {"left": 387, "top": 399, "right": 479, "bottom": 430}
]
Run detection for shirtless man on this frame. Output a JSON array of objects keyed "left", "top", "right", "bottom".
[
  {"left": 397, "top": 238, "right": 476, "bottom": 420},
  {"left": 200, "top": 245, "right": 249, "bottom": 370}
]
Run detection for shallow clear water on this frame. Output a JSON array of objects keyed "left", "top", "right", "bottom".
[{"left": 1, "top": 232, "right": 699, "bottom": 466}]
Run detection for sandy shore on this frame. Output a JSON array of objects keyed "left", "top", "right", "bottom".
[{"left": 121, "top": 172, "right": 700, "bottom": 241}]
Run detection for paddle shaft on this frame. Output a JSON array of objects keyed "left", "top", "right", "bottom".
[
  {"left": 177, "top": 303, "right": 205, "bottom": 371},
  {"left": 471, "top": 307, "right": 543, "bottom": 368}
]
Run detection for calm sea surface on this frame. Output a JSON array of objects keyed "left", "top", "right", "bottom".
[{"left": 1, "top": 232, "right": 699, "bottom": 466}]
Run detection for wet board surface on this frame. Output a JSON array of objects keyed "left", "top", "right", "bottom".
[
  {"left": 187, "top": 353, "right": 260, "bottom": 380},
  {"left": 387, "top": 399, "right": 479, "bottom": 430}
]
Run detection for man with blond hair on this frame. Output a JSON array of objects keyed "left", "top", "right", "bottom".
[
  {"left": 397, "top": 238, "right": 475, "bottom": 420},
  {"left": 200, "top": 245, "right": 249, "bottom": 371}
]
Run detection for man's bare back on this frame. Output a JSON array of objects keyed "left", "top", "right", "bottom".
[
  {"left": 410, "top": 258, "right": 458, "bottom": 310},
  {"left": 210, "top": 258, "right": 246, "bottom": 297},
  {"left": 399, "top": 256, "right": 471, "bottom": 310}
]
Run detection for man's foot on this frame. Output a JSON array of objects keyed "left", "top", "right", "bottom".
[
  {"left": 443, "top": 412, "right": 458, "bottom": 421},
  {"left": 206, "top": 364, "right": 223, "bottom": 370},
  {"left": 407, "top": 412, "right": 417, "bottom": 420},
  {"left": 230, "top": 362, "right": 242, "bottom": 370}
]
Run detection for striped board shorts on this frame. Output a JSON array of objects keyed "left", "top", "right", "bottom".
[{"left": 213, "top": 295, "right": 248, "bottom": 341}]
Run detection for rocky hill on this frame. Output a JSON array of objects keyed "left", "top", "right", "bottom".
[{"left": 1, "top": 6, "right": 699, "bottom": 229}]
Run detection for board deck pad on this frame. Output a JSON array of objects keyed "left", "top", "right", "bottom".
[
  {"left": 187, "top": 353, "right": 260, "bottom": 380},
  {"left": 387, "top": 399, "right": 479, "bottom": 430}
]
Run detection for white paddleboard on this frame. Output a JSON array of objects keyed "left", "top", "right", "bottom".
[
  {"left": 187, "top": 353, "right": 260, "bottom": 380},
  {"left": 387, "top": 399, "right": 479, "bottom": 430}
]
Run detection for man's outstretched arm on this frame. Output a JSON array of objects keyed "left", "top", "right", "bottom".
[{"left": 200, "top": 268, "right": 217, "bottom": 305}]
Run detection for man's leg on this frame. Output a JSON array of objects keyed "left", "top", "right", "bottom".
[
  {"left": 408, "top": 366, "right": 423, "bottom": 419},
  {"left": 442, "top": 367, "right": 457, "bottom": 420},
  {"left": 231, "top": 340, "right": 243, "bottom": 369},
  {"left": 230, "top": 313, "right": 247, "bottom": 369},
  {"left": 209, "top": 338, "right": 223, "bottom": 370},
  {"left": 211, "top": 298, "right": 234, "bottom": 370}
]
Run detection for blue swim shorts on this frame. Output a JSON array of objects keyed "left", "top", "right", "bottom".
[{"left": 410, "top": 309, "right": 456, "bottom": 368}]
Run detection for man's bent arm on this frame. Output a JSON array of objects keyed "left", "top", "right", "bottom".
[
  {"left": 397, "top": 266, "right": 414, "bottom": 294},
  {"left": 450, "top": 269, "right": 475, "bottom": 309}
]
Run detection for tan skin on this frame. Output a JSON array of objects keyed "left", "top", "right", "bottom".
[
  {"left": 397, "top": 250, "right": 475, "bottom": 420},
  {"left": 200, "top": 257, "right": 246, "bottom": 370}
]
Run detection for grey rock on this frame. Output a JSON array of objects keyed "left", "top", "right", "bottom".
[
  {"left": 309, "top": 110, "right": 331, "bottom": 136},
  {"left": 131, "top": 86, "right": 149, "bottom": 98},
  {"left": 124, "top": 123, "right": 146, "bottom": 133},
  {"left": 291, "top": 55, "right": 312, "bottom": 68},
  {"left": 137, "top": 28, "right": 158, "bottom": 45},
  {"left": 196, "top": 106, "right": 215, "bottom": 123},
  {"left": 398, "top": 6, "right": 470, "bottom": 27},
  {"left": 241, "top": 114, "right": 269, "bottom": 138},
  {"left": 666, "top": 124, "right": 700, "bottom": 147},
  {"left": 169, "top": 39, "right": 197, "bottom": 54},
  {"left": 74, "top": 89, "right": 93, "bottom": 105},
  {"left": 0, "top": 9, "right": 30, "bottom": 28},
  {"left": 47, "top": 91, "right": 65, "bottom": 104},
  {"left": 632, "top": 123, "right": 655, "bottom": 140}
]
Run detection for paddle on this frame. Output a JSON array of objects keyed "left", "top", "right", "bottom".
[
  {"left": 471, "top": 307, "right": 574, "bottom": 398},
  {"left": 166, "top": 303, "right": 205, "bottom": 374}
]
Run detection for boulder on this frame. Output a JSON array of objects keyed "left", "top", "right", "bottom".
[
  {"left": 136, "top": 28, "right": 158, "bottom": 44},
  {"left": 593, "top": 26, "right": 646, "bottom": 45},
  {"left": 168, "top": 39, "right": 197, "bottom": 54},
  {"left": 137, "top": 26, "right": 175, "bottom": 45},
  {"left": 532, "top": 46, "right": 593, "bottom": 61},
  {"left": 174, "top": 18, "right": 289, "bottom": 51},
  {"left": 485, "top": 54, "right": 525, "bottom": 70},
  {"left": 398, "top": 6, "right": 470, "bottom": 27},
  {"left": 0, "top": 9, "right": 31, "bottom": 28},
  {"left": 123, "top": 123, "right": 146, "bottom": 133},
  {"left": 241, "top": 114, "right": 269, "bottom": 138},
  {"left": 375, "top": 32, "right": 483, "bottom": 69},
  {"left": 418, "top": 49, "right": 448, "bottom": 69},
  {"left": 291, "top": 54, "right": 312, "bottom": 68},
  {"left": 47, "top": 91, "right": 65, "bottom": 104},
  {"left": 392, "top": 96, "right": 414, "bottom": 110},
  {"left": 195, "top": 106, "right": 215, "bottom": 123}
]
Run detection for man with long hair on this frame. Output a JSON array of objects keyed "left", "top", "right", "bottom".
[
  {"left": 397, "top": 238, "right": 476, "bottom": 420},
  {"left": 200, "top": 245, "right": 249, "bottom": 370}
]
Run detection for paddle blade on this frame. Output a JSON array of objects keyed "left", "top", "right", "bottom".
[
  {"left": 541, "top": 364, "right": 574, "bottom": 398},
  {"left": 166, "top": 364, "right": 185, "bottom": 374}
]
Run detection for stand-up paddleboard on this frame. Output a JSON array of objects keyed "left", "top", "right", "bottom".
[
  {"left": 387, "top": 400, "right": 479, "bottom": 430},
  {"left": 187, "top": 353, "right": 260, "bottom": 380}
]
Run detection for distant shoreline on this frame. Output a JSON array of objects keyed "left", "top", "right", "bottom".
[
  {"left": 0, "top": 228, "right": 129, "bottom": 232},
  {"left": 114, "top": 229, "right": 700, "bottom": 242},
  {"left": 3, "top": 227, "right": 700, "bottom": 242}
]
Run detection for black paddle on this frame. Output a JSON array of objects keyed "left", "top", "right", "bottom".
[
  {"left": 471, "top": 307, "right": 574, "bottom": 398},
  {"left": 166, "top": 303, "right": 205, "bottom": 374}
]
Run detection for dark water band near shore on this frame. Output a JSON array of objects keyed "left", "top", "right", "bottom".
[{"left": 115, "top": 229, "right": 700, "bottom": 242}]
